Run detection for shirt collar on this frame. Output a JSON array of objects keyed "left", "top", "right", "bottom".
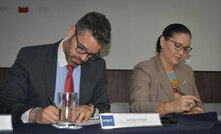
[
  {"left": 58, "top": 38, "right": 82, "bottom": 69},
  {"left": 58, "top": 38, "right": 68, "bottom": 67}
]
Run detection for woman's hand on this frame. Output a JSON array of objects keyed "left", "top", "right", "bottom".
[
  {"left": 184, "top": 107, "right": 204, "bottom": 114},
  {"left": 167, "top": 95, "right": 200, "bottom": 113}
]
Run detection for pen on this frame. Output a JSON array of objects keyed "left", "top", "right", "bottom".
[
  {"left": 174, "top": 88, "right": 186, "bottom": 95},
  {"left": 48, "top": 96, "right": 58, "bottom": 108},
  {"left": 174, "top": 88, "right": 192, "bottom": 107},
  {"left": 175, "top": 88, "right": 199, "bottom": 103}
]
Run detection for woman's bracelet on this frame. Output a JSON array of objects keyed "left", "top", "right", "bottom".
[{"left": 163, "top": 102, "right": 167, "bottom": 114}]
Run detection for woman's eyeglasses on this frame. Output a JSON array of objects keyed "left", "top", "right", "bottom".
[{"left": 165, "top": 36, "right": 192, "bottom": 54}]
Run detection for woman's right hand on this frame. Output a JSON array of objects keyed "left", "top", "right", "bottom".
[{"left": 167, "top": 95, "right": 200, "bottom": 113}]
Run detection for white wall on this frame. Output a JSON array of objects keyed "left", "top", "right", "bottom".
[{"left": 0, "top": 0, "right": 220, "bottom": 71}]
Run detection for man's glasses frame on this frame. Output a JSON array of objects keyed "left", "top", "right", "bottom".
[
  {"left": 164, "top": 36, "right": 192, "bottom": 54},
  {"left": 75, "top": 27, "right": 100, "bottom": 61}
]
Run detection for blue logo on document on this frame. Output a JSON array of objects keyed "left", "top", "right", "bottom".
[{"left": 101, "top": 115, "right": 115, "bottom": 126}]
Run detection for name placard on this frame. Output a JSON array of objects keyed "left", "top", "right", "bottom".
[
  {"left": 100, "top": 113, "right": 162, "bottom": 129},
  {"left": 0, "top": 115, "right": 13, "bottom": 132}
]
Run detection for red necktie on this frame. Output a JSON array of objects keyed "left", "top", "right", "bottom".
[{"left": 64, "top": 65, "right": 74, "bottom": 93}]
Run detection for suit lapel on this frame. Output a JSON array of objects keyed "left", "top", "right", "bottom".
[
  {"left": 155, "top": 56, "right": 174, "bottom": 101},
  {"left": 44, "top": 43, "right": 59, "bottom": 100},
  {"left": 79, "top": 60, "right": 94, "bottom": 105},
  {"left": 175, "top": 63, "right": 188, "bottom": 94},
  {"left": 79, "top": 63, "right": 88, "bottom": 105}
]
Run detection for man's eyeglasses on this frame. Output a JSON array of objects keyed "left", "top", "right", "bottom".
[
  {"left": 75, "top": 27, "right": 100, "bottom": 61},
  {"left": 165, "top": 36, "right": 192, "bottom": 54}
]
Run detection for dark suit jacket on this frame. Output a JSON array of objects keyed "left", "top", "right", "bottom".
[{"left": 0, "top": 40, "right": 110, "bottom": 123}]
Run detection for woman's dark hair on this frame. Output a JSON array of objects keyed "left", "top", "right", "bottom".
[{"left": 156, "top": 23, "right": 192, "bottom": 53}]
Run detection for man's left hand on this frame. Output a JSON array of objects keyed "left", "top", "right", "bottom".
[{"left": 76, "top": 105, "right": 94, "bottom": 124}]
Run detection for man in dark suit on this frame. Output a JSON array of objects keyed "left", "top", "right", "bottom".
[{"left": 0, "top": 12, "right": 111, "bottom": 124}]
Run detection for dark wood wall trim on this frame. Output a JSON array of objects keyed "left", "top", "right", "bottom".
[
  {"left": 1, "top": 68, "right": 221, "bottom": 103},
  {"left": 107, "top": 70, "right": 132, "bottom": 103},
  {"left": 107, "top": 70, "right": 221, "bottom": 103},
  {"left": 194, "top": 71, "right": 221, "bottom": 103}
]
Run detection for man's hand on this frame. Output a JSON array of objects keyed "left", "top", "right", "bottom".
[
  {"left": 76, "top": 105, "right": 94, "bottom": 124},
  {"left": 29, "top": 105, "right": 58, "bottom": 124}
]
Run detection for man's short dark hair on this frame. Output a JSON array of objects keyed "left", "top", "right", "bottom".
[{"left": 75, "top": 12, "right": 111, "bottom": 46}]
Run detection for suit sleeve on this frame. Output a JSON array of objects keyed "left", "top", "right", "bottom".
[
  {"left": 0, "top": 48, "right": 32, "bottom": 123},
  {"left": 129, "top": 62, "right": 161, "bottom": 113}
]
